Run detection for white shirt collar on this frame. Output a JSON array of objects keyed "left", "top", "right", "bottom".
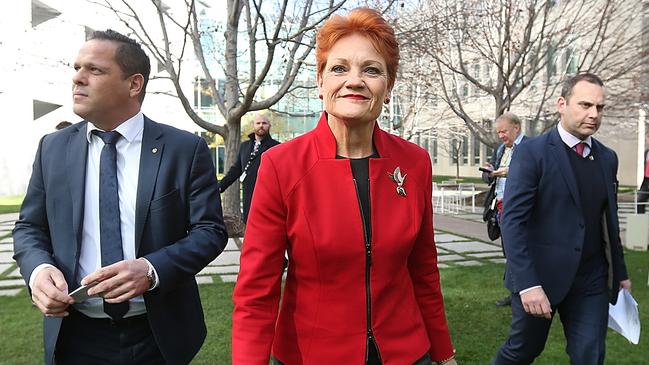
[
  {"left": 86, "top": 112, "right": 144, "bottom": 143},
  {"left": 513, "top": 132, "right": 524, "bottom": 146},
  {"left": 557, "top": 122, "right": 592, "bottom": 149}
]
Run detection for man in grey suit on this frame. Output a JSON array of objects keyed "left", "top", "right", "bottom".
[{"left": 13, "top": 29, "right": 227, "bottom": 364}]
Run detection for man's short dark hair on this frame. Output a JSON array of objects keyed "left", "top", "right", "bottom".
[
  {"left": 560, "top": 73, "right": 604, "bottom": 101},
  {"left": 55, "top": 121, "right": 72, "bottom": 130},
  {"left": 90, "top": 29, "right": 151, "bottom": 103}
]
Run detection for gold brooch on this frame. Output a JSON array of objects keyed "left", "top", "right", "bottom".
[{"left": 388, "top": 167, "right": 407, "bottom": 197}]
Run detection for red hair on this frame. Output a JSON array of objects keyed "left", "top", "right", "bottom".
[{"left": 316, "top": 7, "right": 399, "bottom": 90}]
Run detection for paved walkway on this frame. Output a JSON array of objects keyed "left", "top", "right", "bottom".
[
  {"left": 434, "top": 212, "right": 494, "bottom": 243},
  {"left": 0, "top": 211, "right": 503, "bottom": 297}
]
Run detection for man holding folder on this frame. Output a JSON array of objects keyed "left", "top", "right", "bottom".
[{"left": 493, "top": 73, "right": 631, "bottom": 364}]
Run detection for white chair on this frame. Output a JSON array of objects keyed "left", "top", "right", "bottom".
[{"left": 457, "top": 183, "right": 476, "bottom": 213}]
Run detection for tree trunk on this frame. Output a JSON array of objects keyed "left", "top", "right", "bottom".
[{"left": 222, "top": 116, "right": 242, "bottom": 220}]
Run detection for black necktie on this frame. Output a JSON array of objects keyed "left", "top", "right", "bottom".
[{"left": 92, "top": 130, "right": 129, "bottom": 320}]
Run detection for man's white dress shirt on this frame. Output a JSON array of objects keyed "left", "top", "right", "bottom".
[{"left": 30, "top": 112, "right": 158, "bottom": 318}]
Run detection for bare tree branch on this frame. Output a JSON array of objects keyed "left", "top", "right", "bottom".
[
  {"left": 396, "top": 0, "right": 648, "bottom": 148},
  {"left": 97, "top": 0, "right": 349, "bottom": 221}
]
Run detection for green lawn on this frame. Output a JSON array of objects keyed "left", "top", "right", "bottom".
[
  {"left": 0, "top": 196, "right": 24, "bottom": 205},
  {"left": 0, "top": 206, "right": 21, "bottom": 214},
  {"left": 0, "top": 282, "right": 236, "bottom": 365},
  {"left": 0, "top": 195, "right": 23, "bottom": 214},
  {"left": 444, "top": 250, "right": 648, "bottom": 364},
  {"left": 1, "top": 252, "right": 647, "bottom": 364}
]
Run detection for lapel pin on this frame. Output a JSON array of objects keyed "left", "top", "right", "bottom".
[
  {"left": 388, "top": 166, "right": 407, "bottom": 197},
  {"left": 152, "top": 148, "right": 158, "bottom": 154},
  {"left": 589, "top": 155, "right": 594, "bottom": 161}
]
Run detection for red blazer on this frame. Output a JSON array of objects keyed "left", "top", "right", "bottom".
[{"left": 232, "top": 113, "right": 454, "bottom": 364}]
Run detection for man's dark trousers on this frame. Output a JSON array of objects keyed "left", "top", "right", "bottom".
[
  {"left": 494, "top": 269, "right": 609, "bottom": 364},
  {"left": 55, "top": 308, "right": 164, "bottom": 364}
]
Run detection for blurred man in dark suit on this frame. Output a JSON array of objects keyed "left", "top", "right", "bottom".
[{"left": 219, "top": 114, "right": 280, "bottom": 223}]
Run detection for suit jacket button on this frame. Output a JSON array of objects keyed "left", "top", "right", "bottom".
[
  {"left": 575, "top": 247, "right": 581, "bottom": 252},
  {"left": 579, "top": 223, "right": 584, "bottom": 228}
]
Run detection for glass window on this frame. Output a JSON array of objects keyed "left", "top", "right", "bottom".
[
  {"left": 216, "top": 145, "right": 226, "bottom": 175},
  {"left": 433, "top": 139, "right": 438, "bottom": 164},
  {"left": 193, "top": 78, "right": 215, "bottom": 109},
  {"left": 462, "top": 136, "right": 469, "bottom": 165},
  {"left": 473, "top": 135, "right": 481, "bottom": 165},
  {"left": 462, "top": 82, "right": 469, "bottom": 98},
  {"left": 484, "top": 64, "right": 492, "bottom": 87},
  {"left": 451, "top": 139, "right": 458, "bottom": 164},
  {"left": 565, "top": 48, "right": 578, "bottom": 74},
  {"left": 485, "top": 144, "right": 495, "bottom": 164},
  {"left": 547, "top": 40, "right": 558, "bottom": 78}
]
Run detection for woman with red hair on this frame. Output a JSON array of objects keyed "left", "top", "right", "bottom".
[{"left": 232, "top": 7, "right": 457, "bottom": 365}]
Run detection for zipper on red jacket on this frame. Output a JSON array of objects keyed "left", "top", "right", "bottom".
[{"left": 353, "top": 179, "right": 383, "bottom": 364}]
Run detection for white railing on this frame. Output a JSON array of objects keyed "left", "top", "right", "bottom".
[
  {"left": 433, "top": 182, "right": 478, "bottom": 214},
  {"left": 618, "top": 190, "right": 649, "bottom": 231}
]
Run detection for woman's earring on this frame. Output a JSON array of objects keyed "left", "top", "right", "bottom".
[
  {"left": 319, "top": 94, "right": 323, "bottom": 100},
  {"left": 384, "top": 97, "right": 390, "bottom": 104}
]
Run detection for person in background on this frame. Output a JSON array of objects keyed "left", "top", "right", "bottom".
[
  {"left": 55, "top": 121, "right": 72, "bottom": 130},
  {"left": 219, "top": 113, "right": 280, "bottom": 223},
  {"left": 493, "top": 73, "right": 631, "bottom": 365},
  {"left": 232, "top": 8, "right": 457, "bottom": 365},
  {"left": 482, "top": 112, "right": 526, "bottom": 307},
  {"left": 13, "top": 29, "right": 227, "bottom": 365},
  {"left": 637, "top": 134, "right": 649, "bottom": 213}
]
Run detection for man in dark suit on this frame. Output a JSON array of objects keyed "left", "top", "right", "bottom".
[
  {"left": 219, "top": 114, "right": 280, "bottom": 223},
  {"left": 482, "top": 112, "right": 526, "bottom": 307},
  {"left": 13, "top": 29, "right": 227, "bottom": 365},
  {"left": 493, "top": 73, "right": 631, "bottom": 364},
  {"left": 638, "top": 135, "right": 649, "bottom": 213}
]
